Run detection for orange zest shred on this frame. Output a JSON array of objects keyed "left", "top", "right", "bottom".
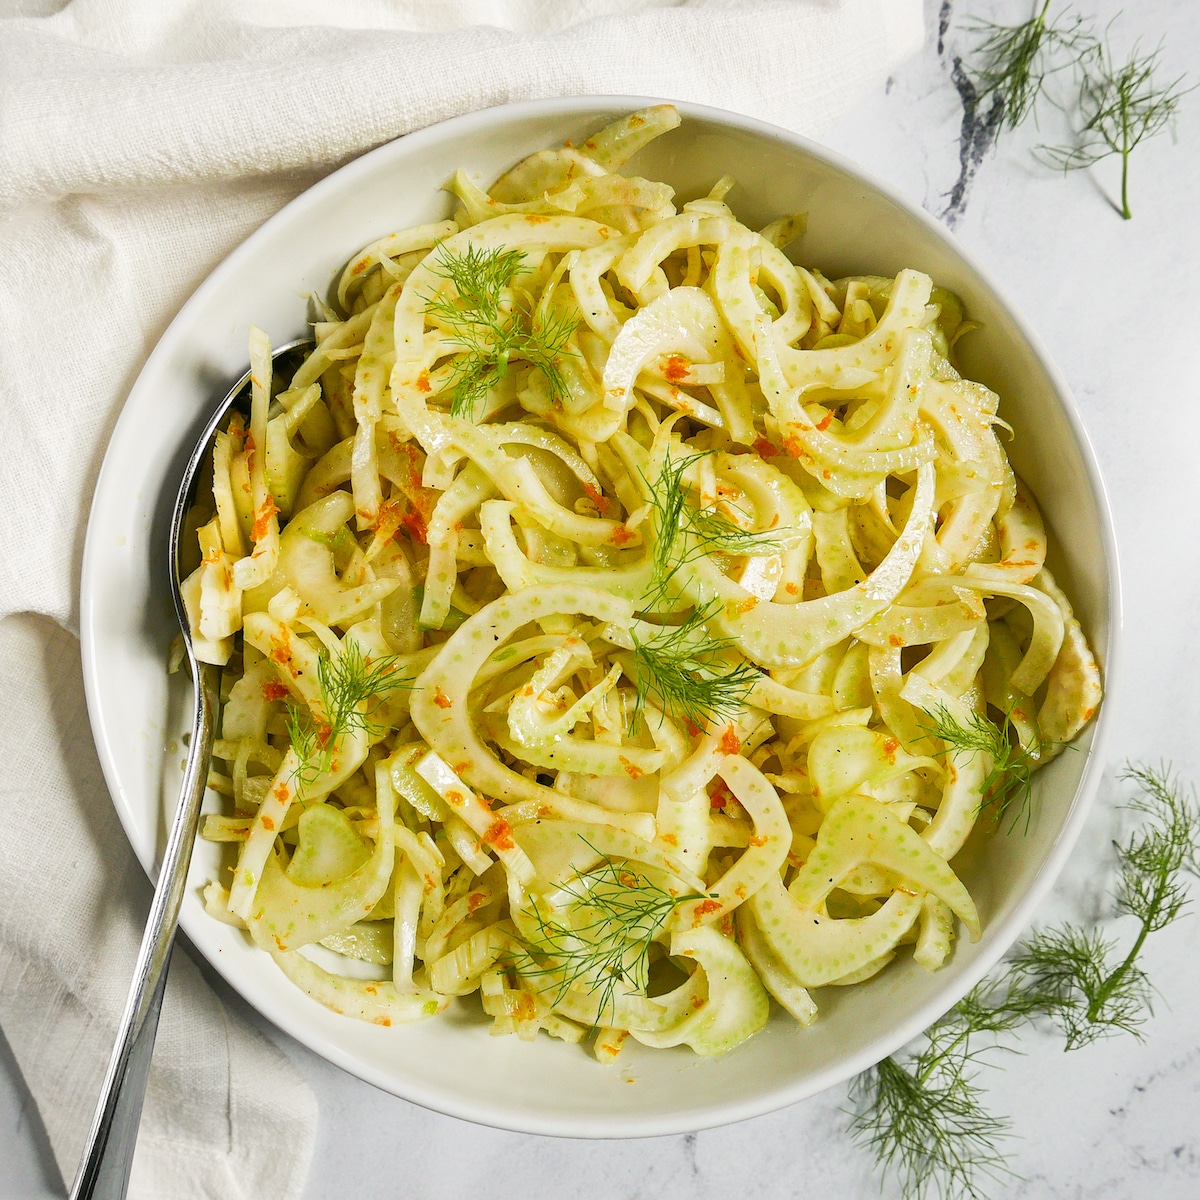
[
  {"left": 482, "top": 819, "right": 515, "bottom": 851},
  {"left": 663, "top": 354, "right": 690, "bottom": 383},
  {"left": 251, "top": 496, "right": 279, "bottom": 542}
]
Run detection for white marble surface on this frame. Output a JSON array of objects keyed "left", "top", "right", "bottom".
[{"left": 3, "top": 0, "right": 1198, "bottom": 1195}]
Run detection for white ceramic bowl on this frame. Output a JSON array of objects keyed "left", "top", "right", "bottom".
[{"left": 80, "top": 96, "right": 1120, "bottom": 1137}]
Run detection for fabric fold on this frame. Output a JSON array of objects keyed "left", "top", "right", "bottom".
[{"left": 0, "top": 614, "right": 317, "bottom": 1198}]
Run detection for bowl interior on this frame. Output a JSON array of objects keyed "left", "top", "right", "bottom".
[{"left": 80, "top": 97, "right": 1115, "bottom": 1137}]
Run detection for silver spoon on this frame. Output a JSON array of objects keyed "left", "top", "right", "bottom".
[{"left": 70, "top": 339, "right": 314, "bottom": 1200}]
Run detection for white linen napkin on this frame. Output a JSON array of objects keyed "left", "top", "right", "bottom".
[{"left": 0, "top": 1, "right": 923, "bottom": 1195}]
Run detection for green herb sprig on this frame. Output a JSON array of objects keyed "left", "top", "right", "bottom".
[
  {"left": 965, "top": 0, "right": 1096, "bottom": 130},
  {"left": 513, "top": 849, "right": 705, "bottom": 1022},
  {"left": 424, "top": 244, "right": 578, "bottom": 420},
  {"left": 849, "top": 762, "right": 1200, "bottom": 1199},
  {"left": 623, "top": 450, "right": 780, "bottom": 731},
  {"left": 1039, "top": 40, "right": 1191, "bottom": 220},
  {"left": 921, "top": 703, "right": 1043, "bottom": 829},
  {"left": 962, "top": 3, "right": 1189, "bottom": 219},
  {"left": 286, "top": 640, "right": 411, "bottom": 790},
  {"left": 630, "top": 603, "right": 761, "bottom": 732},
  {"left": 848, "top": 1028, "right": 1015, "bottom": 1200},
  {"left": 643, "top": 449, "right": 783, "bottom": 607},
  {"left": 1002, "top": 762, "right": 1199, "bottom": 1047}
]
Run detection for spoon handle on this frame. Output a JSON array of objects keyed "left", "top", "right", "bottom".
[{"left": 69, "top": 658, "right": 220, "bottom": 1200}]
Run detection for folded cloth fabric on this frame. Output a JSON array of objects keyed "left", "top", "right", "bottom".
[{"left": 0, "top": 1, "right": 923, "bottom": 1195}]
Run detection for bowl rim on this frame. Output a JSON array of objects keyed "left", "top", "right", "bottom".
[{"left": 79, "top": 92, "right": 1123, "bottom": 1138}]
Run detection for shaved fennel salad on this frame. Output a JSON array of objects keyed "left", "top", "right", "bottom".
[{"left": 180, "top": 105, "right": 1102, "bottom": 1060}]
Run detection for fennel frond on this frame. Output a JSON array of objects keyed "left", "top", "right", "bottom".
[
  {"left": 921, "top": 703, "right": 1041, "bottom": 829},
  {"left": 965, "top": 0, "right": 1095, "bottom": 129},
  {"left": 850, "top": 762, "right": 1200, "bottom": 1198},
  {"left": 513, "top": 850, "right": 705, "bottom": 1022},
  {"left": 1038, "top": 41, "right": 1191, "bottom": 219},
  {"left": 630, "top": 604, "right": 760, "bottom": 733},
  {"left": 424, "top": 243, "right": 577, "bottom": 419},
  {"left": 643, "top": 449, "right": 782, "bottom": 608},
  {"left": 285, "top": 640, "right": 411, "bottom": 789}
]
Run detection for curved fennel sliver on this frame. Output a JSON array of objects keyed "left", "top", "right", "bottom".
[
  {"left": 602, "top": 284, "right": 756, "bottom": 445},
  {"left": 734, "top": 905, "right": 819, "bottom": 1025},
  {"left": 628, "top": 926, "right": 770, "bottom": 1055},
  {"left": 616, "top": 210, "right": 730, "bottom": 299},
  {"left": 248, "top": 783, "right": 396, "bottom": 953},
  {"left": 400, "top": 408, "right": 638, "bottom": 550},
  {"left": 336, "top": 220, "right": 457, "bottom": 312},
  {"left": 488, "top": 104, "right": 681, "bottom": 201},
  {"left": 711, "top": 223, "right": 813, "bottom": 360},
  {"left": 1031, "top": 568, "right": 1104, "bottom": 751},
  {"left": 960, "top": 568, "right": 1066, "bottom": 695},
  {"left": 571, "top": 234, "right": 638, "bottom": 341},
  {"left": 900, "top": 673, "right": 989, "bottom": 860},
  {"left": 227, "top": 714, "right": 369, "bottom": 923},
  {"left": 349, "top": 280, "right": 403, "bottom": 528},
  {"left": 273, "top": 949, "right": 449, "bottom": 1026},
  {"left": 777, "top": 268, "right": 934, "bottom": 395},
  {"left": 410, "top": 584, "right": 635, "bottom": 807},
  {"left": 479, "top": 499, "right": 653, "bottom": 600},
  {"left": 654, "top": 707, "right": 768, "bottom": 874},
  {"left": 789, "top": 795, "right": 979, "bottom": 939},
  {"left": 747, "top": 878, "right": 923, "bottom": 990},
  {"left": 243, "top": 492, "right": 399, "bottom": 625},
  {"left": 966, "top": 479, "right": 1046, "bottom": 585},
  {"left": 486, "top": 714, "right": 665, "bottom": 778},
  {"left": 683, "top": 460, "right": 935, "bottom": 668},
  {"left": 671, "top": 755, "right": 790, "bottom": 931},
  {"left": 773, "top": 331, "right": 939, "bottom": 502},
  {"left": 746, "top": 786, "right": 980, "bottom": 992}
]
